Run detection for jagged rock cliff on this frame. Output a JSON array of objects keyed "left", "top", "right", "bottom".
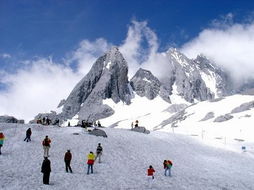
[{"left": 59, "top": 47, "right": 131, "bottom": 121}]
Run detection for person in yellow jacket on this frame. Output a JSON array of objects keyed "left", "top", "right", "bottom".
[
  {"left": 87, "top": 151, "right": 95, "bottom": 174},
  {"left": 0, "top": 132, "right": 5, "bottom": 155}
]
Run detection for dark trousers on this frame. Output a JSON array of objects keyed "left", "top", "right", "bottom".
[
  {"left": 87, "top": 164, "right": 93, "bottom": 174},
  {"left": 24, "top": 135, "right": 31, "bottom": 142},
  {"left": 0, "top": 144, "right": 2, "bottom": 154},
  {"left": 43, "top": 172, "right": 50, "bottom": 184},
  {"left": 65, "top": 161, "right": 72, "bottom": 173}
]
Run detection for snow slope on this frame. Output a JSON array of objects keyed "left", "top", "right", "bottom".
[{"left": 1, "top": 123, "right": 254, "bottom": 190}]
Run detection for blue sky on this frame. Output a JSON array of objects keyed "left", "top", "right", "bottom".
[
  {"left": 1, "top": 0, "right": 254, "bottom": 121},
  {"left": 1, "top": 0, "right": 254, "bottom": 61}
]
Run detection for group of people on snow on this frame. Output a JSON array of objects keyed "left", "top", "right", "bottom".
[
  {"left": 40, "top": 133, "right": 103, "bottom": 184},
  {"left": 147, "top": 160, "right": 173, "bottom": 188},
  {"left": 81, "top": 120, "right": 102, "bottom": 129},
  {"left": 1, "top": 126, "right": 173, "bottom": 187}
]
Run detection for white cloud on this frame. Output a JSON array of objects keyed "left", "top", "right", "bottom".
[
  {"left": 181, "top": 17, "right": 254, "bottom": 84},
  {"left": 119, "top": 20, "right": 169, "bottom": 79},
  {"left": 67, "top": 38, "right": 111, "bottom": 75},
  {"left": 0, "top": 53, "right": 11, "bottom": 59},
  {"left": 0, "top": 58, "right": 82, "bottom": 122}
]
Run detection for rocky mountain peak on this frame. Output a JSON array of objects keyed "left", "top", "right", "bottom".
[
  {"left": 58, "top": 47, "right": 131, "bottom": 121},
  {"left": 130, "top": 68, "right": 161, "bottom": 100}
]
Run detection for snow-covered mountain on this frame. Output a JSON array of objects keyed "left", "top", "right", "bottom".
[
  {"left": 29, "top": 45, "right": 254, "bottom": 134},
  {"left": 160, "top": 48, "right": 230, "bottom": 103},
  {"left": 57, "top": 47, "right": 132, "bottom": 122},
  {"left": 44, "top": 47, "right": 234, "bottom": 124}
]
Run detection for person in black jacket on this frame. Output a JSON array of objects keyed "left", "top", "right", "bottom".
[
  {"left": 41, "top": 157, "right": 51, "bottom": 185},
  {"left": 24, "top": 128, "right": 32, "bottom": 142},
  {"left": 64, "top": 150, "right": 73, "bottom": 173},
  {"left": 95, "top": 143, "right": 103, "bottom": 163}
]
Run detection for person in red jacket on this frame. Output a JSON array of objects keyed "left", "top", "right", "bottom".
[
  {"left": 64, "top": 150, "right": 73, "bottom": 173},
  {"left": 147, "top": 165, "right": 155, "bottom": 188},
  {"left": 42, "top": 136, "right": 51, "bottom": 157}
]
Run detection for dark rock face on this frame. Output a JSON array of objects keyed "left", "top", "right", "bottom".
[
  {"left": 158, "top": 49, "right": 230, "bottom": 103},
  {"left": 164, "top": 104, "right": 188, "bottom": 113},
  {"left": 0, "top": 115, "right": 24, "bottom": 124},
  {"left": 59, "top": 47, "right": 131, "bottom": 122},
  {"left": 130, "top": 68, "right": 161, "bottom": 100},
  {"left": 200, "top": 112, "right": 215, "bottom": 121},
  {"left": 214, "top": 114, "right": 233, "bottom": 122},
  {"left": 231, "top": 101, "right": 254, "bottom": 114}
]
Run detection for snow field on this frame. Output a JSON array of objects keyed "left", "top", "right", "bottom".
[{"left": 1, "top": 123, "right": 254, "bottom": 190}]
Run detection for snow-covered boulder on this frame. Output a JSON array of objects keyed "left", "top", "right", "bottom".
[
  {"left": 0, "top": 115, "right": 24, "bottom": 124},
  {"left": 131, "top": 126, "right": 150, "bottom": 134},
  {"left": 89, "top": 129, "right": 108, "bottom": 138}
]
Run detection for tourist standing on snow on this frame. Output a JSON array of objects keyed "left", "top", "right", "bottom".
[
  {"left": 0, "top": 132, "right": 5, "bottom": 155},
  {"left": 163, "top": 160, "right": 173, "bottom": 176},
  {"left": 96, "top": 143, "right": 103, "bottom": 163},
  {"left": 134, "top": 120, "right": 139, "bottom": 127},
  {"left": 64, "top": 150, "right": 73, "bottom": 173},
  {"left": 41, "top": 157, "right": 51, "bottom": 185},
  {"left": 87, "top": 151, "right": 95, "bottom": 174},
  {"left": 42, "top": 136, "right": 51, "bottom": 157},
  {"left": 24, "top": 128, "right": 32, "bottom": 142},
  {"left": 147, "top": 165, "right": 155, "bottom": 188}
]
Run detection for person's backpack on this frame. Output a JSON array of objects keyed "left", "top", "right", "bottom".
[
  {"left": 42, "top": 139, "right": 50, "bottom": 146},
  {"left": 167, "top": 160, "right": 173, "bottom": 167}
]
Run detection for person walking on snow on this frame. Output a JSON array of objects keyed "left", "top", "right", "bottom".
[
  {"left": 87, "top": 151, "right": 95, "bottom": 174},
  {"left": 163, "top": 160, "right": 173, "bottom": 176},
  {"left": 24, "top": 128, "right": 32, "bottom": 142},
  {"left": 0, "top": 132, "right": 5, "bottom": 155},
  {"left": 41, "top": 157, "right": 51, "bottom": 185},
  {"left": 64, "top": 150, "right": 73, "bottom": 173},
  {"left": 95, "top": 143, "right": 103, "bottom": 163},
  {"left": 147, "top": 165, "right": 155, "bottom": 188},
  {"left": 42, "top": 136, "right": 51, "bottom": 157}
]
